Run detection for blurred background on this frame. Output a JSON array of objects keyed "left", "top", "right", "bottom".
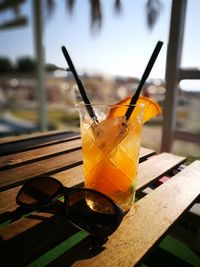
[{"left": 0, "top": 0, "right": 199, "bottom": 158}]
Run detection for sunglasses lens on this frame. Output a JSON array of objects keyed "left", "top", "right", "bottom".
[
  {"left": 17, "top": 176, "right": 61, "bottom": 208},
  {"left": 67, "top": 190, "right": 122, "bottom": 236}
]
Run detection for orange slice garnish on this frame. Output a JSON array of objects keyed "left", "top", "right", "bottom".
[{"left": 108, "top": 96, "right": 161, "bottom": 124}]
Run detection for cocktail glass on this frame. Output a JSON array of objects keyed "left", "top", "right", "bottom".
[{"left": 78, "top": 102, "right": 144, "bottom": 212}]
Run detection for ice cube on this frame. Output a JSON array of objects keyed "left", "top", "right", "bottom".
[{"left": 92, "top": 117, "right": 128, "bottom": 154}]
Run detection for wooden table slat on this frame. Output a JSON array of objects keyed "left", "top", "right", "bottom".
[
  {"left": 137, "top": 152, "right": 186, "bottom": 191},
  {"left": 0, "top": 131, "right": 80, "bottom": 155},
  {"left": 0, "top": 149, "right": 83, "bottom": 191},
  {"left": 73, "top": 160, "right": 200, "bottom": 267},
  {"left": 0, "top": 130, "right": 77, "bottom": 144},
  {"left": 0, "top": 138, "right": 82, "bottom": 169}
]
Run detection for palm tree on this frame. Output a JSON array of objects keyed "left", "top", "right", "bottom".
[
  {"left": 46, "top": 0, "right": 162, "bottom": 31},
  {"left": 0, "top": 0, "right": 162, "bottom": 32}
]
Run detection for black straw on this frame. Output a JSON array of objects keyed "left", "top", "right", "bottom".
[
  {"left": 125, "top": 41, "right": 163, "bottom": 121},
  {"left": 61, "top": 46, "right": 98, "bottom": 122}
]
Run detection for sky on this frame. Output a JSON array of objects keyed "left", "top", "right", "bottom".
[{"left": 0, "top": 0, "right": 200, "bottom": 90}]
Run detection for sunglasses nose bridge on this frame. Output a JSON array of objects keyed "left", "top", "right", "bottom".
[{"left": 62, "top": 187, "right": 71, "bottom": 215}]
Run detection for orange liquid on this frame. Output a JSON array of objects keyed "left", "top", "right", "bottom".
[{"left": 81, "top": 114, "right": 142, "bottom": 212}]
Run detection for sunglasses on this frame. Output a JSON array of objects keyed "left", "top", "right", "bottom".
[{"left": 16, "top": 176, "right": 124, "bottom": 237}]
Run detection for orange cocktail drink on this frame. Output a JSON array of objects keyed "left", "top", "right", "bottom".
[
  {"left": 79, "top": 99, "right": 145, "bottom": 212},
  {"left": 61, "top": 42, "right": 162, "bottom": 212}
]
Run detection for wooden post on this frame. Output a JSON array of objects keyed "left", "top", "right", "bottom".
[
  {"left": 161, "top": 0, "right": 187, "bottom": 152},
  {"left": 33, "top": 0, "right": 47, "bottom": 131}
]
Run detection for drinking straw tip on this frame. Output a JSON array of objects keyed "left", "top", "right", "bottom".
[
  {"left": 61, "top": 44, "right": 98, "bottom": 122},
  {"left": 158, "top": 41, "right": 163, "bottom": 46},
  {"left": 125, "top": 40, "right": 163, "bottom": 120},
  {"left": 61, "top": 46, "right": 68, "bottom": 55}
]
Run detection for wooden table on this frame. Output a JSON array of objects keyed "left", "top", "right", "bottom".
[{"left": 0, "top": 131, "right": 200, "bottom": 267}]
